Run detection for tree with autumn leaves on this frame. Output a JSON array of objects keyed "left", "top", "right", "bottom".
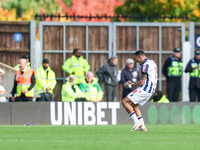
[
  {"left": 0, "top": 0, "right": 125, "bottom": 22},
  {"left": 1, "top": 0, "right": 200, "bottom": 23},
  {"left": 114, "top": 0, "right": 200, "bottom": 22}
]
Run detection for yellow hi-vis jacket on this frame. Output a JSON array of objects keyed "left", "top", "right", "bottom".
[
  {"left": 35, "top": 65, "right": 57, "bottom": 95},
  {"left": 15, "top": 68, "right": 34, "bottom": 97},
  {"left": 62, "top": 55, "right": 90, "bottom": 85},
  {"left": 167, "top": 56, "right": 183, "bottom": 77},
  {"left": 61, "top": 82, "right": 83, "bottom": 102}
]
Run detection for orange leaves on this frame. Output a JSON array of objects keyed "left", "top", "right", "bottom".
[
  {"left": 56, "top": 0, "right": 126, "bottom": 22},
  {"left": 0, "top": 5, "right": 16, "bottom": 21},
  {"left": 0, "top": 3, "right": 33, "bottom": 21},
  {"left": 0, "top": 0, "right": 126, "bottom": 22}
]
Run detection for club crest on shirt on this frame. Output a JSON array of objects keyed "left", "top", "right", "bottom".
[{"left": 130, "top": 94, "right": 134, "bottom": 97}]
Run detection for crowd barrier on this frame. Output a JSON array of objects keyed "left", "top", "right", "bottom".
[{"left": 0, "top": 102, "right": 199, "bottom": 125}]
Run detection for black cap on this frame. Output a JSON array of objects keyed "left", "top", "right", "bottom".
[
  {"left": 73, "top": 48, "right": 79, "bottom": 54},
  {"left": 173, "top": 48, "right": 181, "bottom": 52},
  {"left": 43, "top": 59, "right": 49, "bottom": 63},
  {"left": 195, "top": 50, "right": 200, "bottom": 55},
  {"left": 21, "top": 54, "right": 29, "bottom": 59}
]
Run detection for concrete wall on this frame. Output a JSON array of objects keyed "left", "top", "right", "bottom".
[
  {"left": 0, "top": 62, "right": 16, "bottom": 93},
  {"left": 0, "top": 102, "right": 199, "bottom": 125}
]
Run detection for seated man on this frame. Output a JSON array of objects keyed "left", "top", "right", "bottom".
[
  {"left": 151, "top": 90, "right": 169, "bottom": 103},
  {"left": 61, "top": 75, "right": 85, "bottom": 102},
  {"left": 79, "top": 71, "right": 104, "bottom": 102}
]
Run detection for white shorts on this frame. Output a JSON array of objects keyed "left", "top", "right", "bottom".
[{"left": 127, "top": 88, "right": 153, "bottom": 106}]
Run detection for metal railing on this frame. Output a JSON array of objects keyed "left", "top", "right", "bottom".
[{"left": 34, "top": 14, "right": 189, "bottom": 21}]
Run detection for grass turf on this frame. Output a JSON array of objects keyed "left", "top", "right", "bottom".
[{"left": 0, "top": 124, "right": 199, "bottom": 150}]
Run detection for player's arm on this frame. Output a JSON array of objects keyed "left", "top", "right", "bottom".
[
  {"left": 124, "top": 73, "right": 147, "bottom": 88},
  {"left": 131, "top": 73, "right": 147, "bottom": 87}
]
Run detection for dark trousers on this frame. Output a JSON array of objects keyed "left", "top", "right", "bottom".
[
  {"left": 189, "top": 89, "right": 200, "bottom": 102},
  {"left": 167, "top": 81, "right": 181, "bottom": 102},
  {"left": 16, "top": 93, "right": 32, "bottom": 102},
  {"left": 36, "top": 92, "right": 54, "bottom": 102},
  {"left": 105, "top": 84, "right": 117, "bottom": 102}
]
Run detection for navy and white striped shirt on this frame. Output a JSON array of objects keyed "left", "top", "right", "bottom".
[{"left": 140, "top": 58, "right": 157, "bottom": 93}]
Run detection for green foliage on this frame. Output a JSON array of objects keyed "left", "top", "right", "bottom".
[
  {"left": 114, "top": 0, "right": 200, "bottom": 22},
  {"left": 2, "top": 0, "right": 23, "bottom": 18},
  {"left": 62, "top": 0, "right": 72, "bottom": 7},
  {"left": 1, "top": 0, "right": 72, "bottom": 17}
]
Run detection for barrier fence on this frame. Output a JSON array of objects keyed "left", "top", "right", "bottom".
[{"left": 0, "top": 102, "right": 199, "bottom": 125}]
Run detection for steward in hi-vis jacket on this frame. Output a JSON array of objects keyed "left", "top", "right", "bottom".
[
  {"left": 162, "top": 48, "right": 183, "bottom": 102},
  {"left": 185, "top": 49, "right": 200, "bottom": 102},
  {"left": 11, "top": 58, "right": 35, "bottom": 102},
  {"left": 62, "top": 48, "right": 90, "bottom": 85},
  {"left": 35, "top": 59, "right": 57, "bottom": 101},
  {"left": 79, "top": 71, "right": 104, "bottom": 102}
]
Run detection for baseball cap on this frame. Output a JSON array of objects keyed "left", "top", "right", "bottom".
[
  {"left": 173, "top": 48, "right": 181, "bottom": 52},
  {"left": 195, "top": 49, "right": 200, "bottom": 55},
  {"left": 126, "top": 58, "right": 134, "bottom": 64},
  {"left": 21, "top": 54, "right": 29, "bottom": 59}
]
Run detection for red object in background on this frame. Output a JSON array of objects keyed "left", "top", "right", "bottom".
[{"left": 55, "top": 0, "right": 125, "bottom": 22}]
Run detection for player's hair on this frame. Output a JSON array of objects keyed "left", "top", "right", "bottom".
[{"left": 134, "top": 50, "right": 145, "bottom": 56}]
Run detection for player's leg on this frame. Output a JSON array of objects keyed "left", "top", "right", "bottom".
[
  {"left": 130, "top": 102, "right": 147, "bottom": 131},
  {"left": 121, "top": 97, "right": 142, "bottom": 131}
]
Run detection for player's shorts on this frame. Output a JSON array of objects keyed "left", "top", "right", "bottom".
[{"left": 127, "top": 88, "right": 153, "bottom": 106}]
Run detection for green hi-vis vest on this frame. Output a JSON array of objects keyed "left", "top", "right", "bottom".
[
  {"left": 189, "top": 59, "right": 200, "bottom": 78},
  {"left": 167, "top": 56, "right": 183, "bottom": 77},
  {"left": 151, "top": 95, "right": 169, "bottom": 103},
  {"left": 15, "top": 68, "right": 34, "bottom": 97},
  {"left": 14, "top": 62, "right": 31, "bottom": 71},
  {"left": 62, "top": 55, "right": 90, "bottom": 85},
  {"left": 79, "top": 77, "right": 104, "bottom": 101},
  {"left": 61, "top": 82, "right": 83, "bottom": 102},
  {"left": 35, "top": 65, "right": 57, "bottom": 95}
]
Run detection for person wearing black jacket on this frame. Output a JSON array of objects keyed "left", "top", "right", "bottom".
[
  {"left": 185, "top": 49, "right": 200, "bottom": 102},
  {"left": 162, "top": 48, "right": 183, "bottom": 102}
]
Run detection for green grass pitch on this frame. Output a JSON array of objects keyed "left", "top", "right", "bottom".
[{"left": 0, "top": 124, "right": 200, "bottom": 150}]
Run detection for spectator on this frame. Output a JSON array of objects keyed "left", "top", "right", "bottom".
[
  {"left": 162, "top": 48, "right": 183, "bottom": 102},
  {"left": 151, "top": 90, "right": 169, "bottom": 103},
  {"left": 35, "top": 59, "right": 57, "bottom": 102},
  {"left": 61, "top": 75, "right": 85, "bottom": 102},
  {"left": 0, "top": 68, "right": 8, "bottom": 102},
  {"left": 121, "top": 58, "right": 140, "bottom": 99},
  {"left": 96, "top": 56, "right": 118, "bottom": 101},
  {"left": 184, "top": 49, "right": 200, "bottom": 102},
  {"left": 14, "top": 54, "right": 30, "bottom": 71},
  {"left": 79, "top": 71, "right": 104, "bottom": 102},
  {"left": 11, "top": 59, "right": 35, "bottom": 102},
  {"left": 62, "top": 48, "right": 90, "bottom": 86}
]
